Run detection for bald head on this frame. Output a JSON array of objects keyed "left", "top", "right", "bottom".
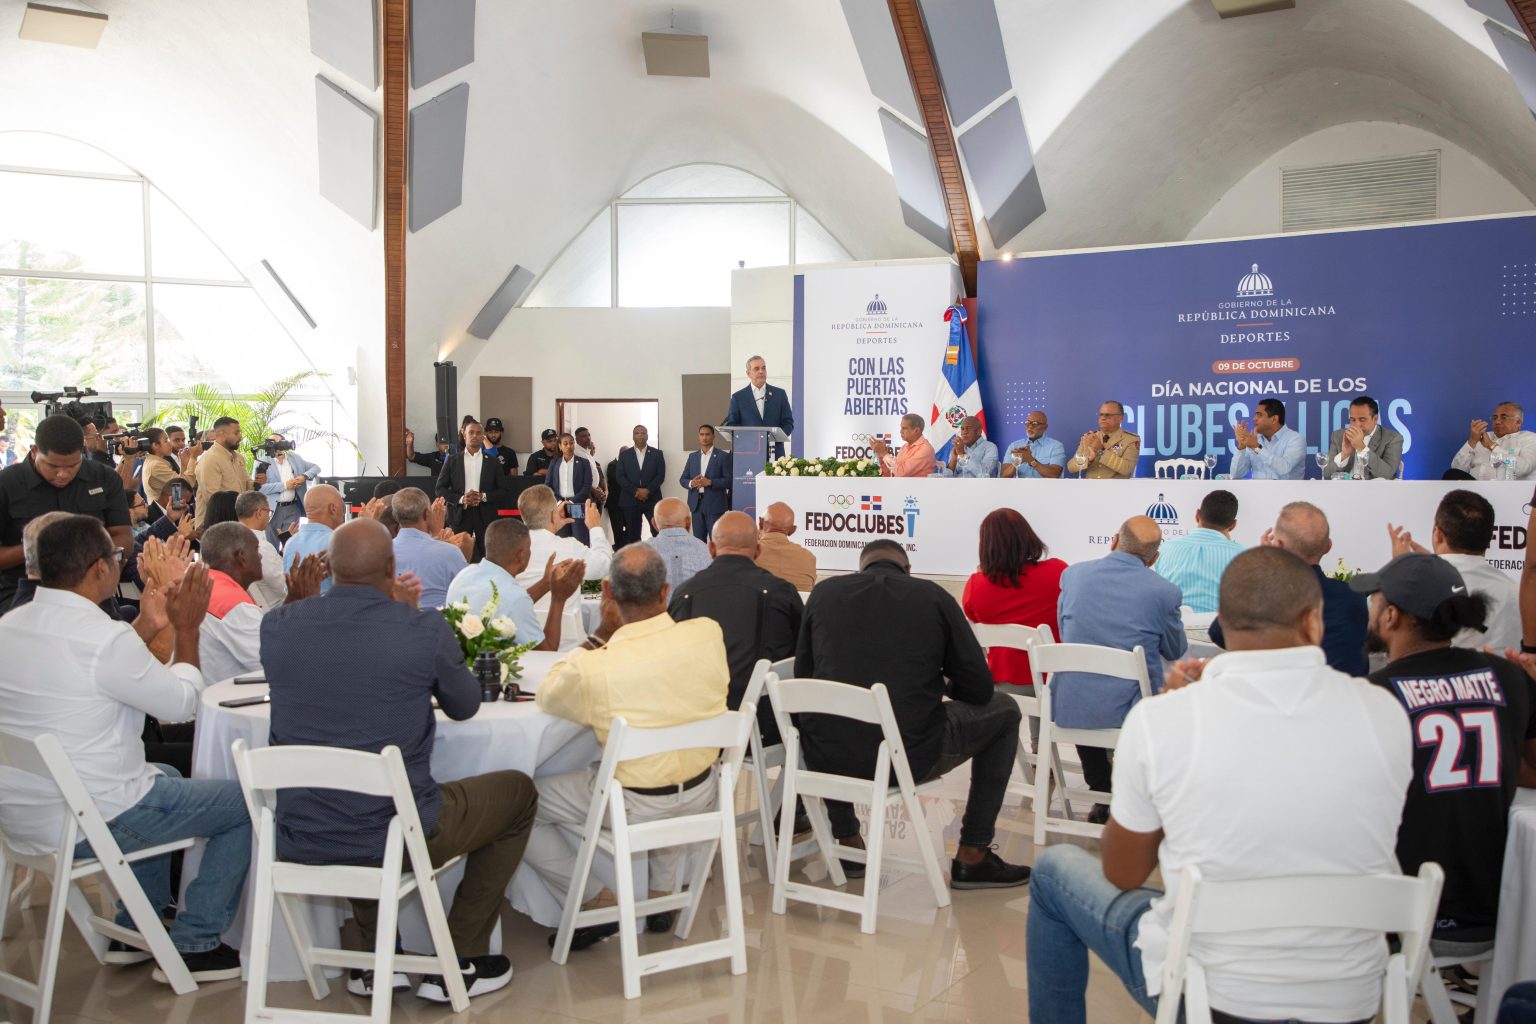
[
  {"left": 329, "top": 518, "right": 395, "bottom": 588},
  {"left": 1271, "top": 501, "right": 1331, "bottom": 565},
  {"left": 304, "top": 484, "right": 345, "bottom": 528},
  {"left": 761, "top": 502, "right": 796, "bottom": 535},
  {"left": 710, "top": 512, "right": 759, "bottom": 556},
  {"left": 1114, "top": 516, "right": 1163, "bottom": 566},
  {"left": 1218, "top": 547, "right": 1323, "bottom": 649},
  {"left": 654, "top": 497, "right": 690, "bottom": 530}
]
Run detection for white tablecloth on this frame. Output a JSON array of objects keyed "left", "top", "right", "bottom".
[
  {"left": 1477, "top": 789, "right": 1536, "bottom": 1024},
  {"left": 191, "top": 650, "right": 602, "bottom": 980}
]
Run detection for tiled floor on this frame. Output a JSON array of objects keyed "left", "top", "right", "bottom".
[{"left": 1, "top": 766, "right": 1432, "bottom": 1024}]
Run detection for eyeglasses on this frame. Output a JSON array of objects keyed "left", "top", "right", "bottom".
[
  {"left": 100, "top": 548, "right": 124, "bottom": 568},
  {"left": 1025, "top": 419, "right": 1047, "bottom": 427},
  {"left": 1098, "top": 411, "right": 1124, "bottom": 418}
]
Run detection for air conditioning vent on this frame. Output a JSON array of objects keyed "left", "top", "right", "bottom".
[{"left": 1281, "top": 150, "right": 1440, "bottom": 232}]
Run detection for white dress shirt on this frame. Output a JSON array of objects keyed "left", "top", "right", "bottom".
[
  {"left": 249, "top": 527, "right": 288, "bottom": 609},
  {"left": 1335, "top": 429, "right": 1376, "bottom": 477},
  {"left": 1441, "top": 552, "right": 1523, "bottom": 651},
  {"left": 462, "top": 448, "right": 484, "bottom": 497},
  {"left": 0, "top": 588, "right": 206, "bottom": 855},
  {"left": 752, "top": 385, "right": 767, "bottom": 419},
  {"left": 517, "top": 526, "right": 614, "bottom": 650},
  {"left": 558, "top": 456, "right": 575, "bottom": 497},
  {"left": 695, "top": 447, "right": 714, "bottom": 492},
  {"left": 1451, "top": 430, "right": 1536, "bottom": 481},
  {"left": 274, "top": 455, "right": 297, "bottom": 503}
]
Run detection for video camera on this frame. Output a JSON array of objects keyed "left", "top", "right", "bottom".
[
  {"left": 251, "top": 438, "right": 296, "bottom": 458},
  {"left": 103, "top": 422, "right": 155, "bottom": 457},
  {"left": 30, "top": 387, "right": 113, "bottom": 430}
]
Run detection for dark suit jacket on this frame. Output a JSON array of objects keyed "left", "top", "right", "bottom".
[
  {"left": 434, "top": 452, "right": 507, "bottom": 531},
  {"left": 616, "top": 447, "right": 665, "bottom": 509},
  {"left": 1210, "top": 565, "right": 1369, "bottom": 676},
  {"left": 548, "top": 456, "right": 593, "bottom": 505},
  {"left": 795, "top": 560, "right": 993, "bottom": 781},
  {"left": 723, "top": 385, "right": 794, "bottom": 438},
  {"left": 679, "top": 448, "right": 731, "bottom": 517},
  {"left": 1323, "top": 425, "right": 1404, "bottom": 480},
  {"left": 669, "top": 555, "right": 800, "bottom": 744}
]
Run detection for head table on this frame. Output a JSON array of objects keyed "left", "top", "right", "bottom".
[
  {"left": 757, "top": 477, "right": 1531, "bottom": 580},
  {"left": 189, "top": 650, "right": 604, "bottom": 981}
]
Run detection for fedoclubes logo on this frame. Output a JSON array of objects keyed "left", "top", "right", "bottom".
[
  {"left": 1488, "top": 512, "right": 1529, "bottom": 571},
  {"left": 806, "top": 493, "right": 921, "bottom": 539},
  {"left": 1173, "top": 260, "right": 1338, "bottom": 345},
  {"left": 835, "top": 431, "right": 893, "bottom": 460}
]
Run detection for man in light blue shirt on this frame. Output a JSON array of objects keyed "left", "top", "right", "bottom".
[
  {"left": 282, "top": 484, "right": 346, "bottom": 594},
  {"left": 390, "top": 488, "right": 468, "bottom": 610},
  {"left": 1153, "top": 490, "right": 1245, "bottom": 613},
  {"left": 1000, "top": 410, "right": 1067, "bottom": 480},
  {"left": 644, "top": 498, "right": 712, "bottom": 591},
  {"left": 1230, "top": 398, "right": 1305, "bottom": 480},
  {"left": 1054, "top": 516, "right": 1186, "bottom": 816},
  {"left": 941, "top": 416, "right": 1000, "bottom": 478},
  {"left": 447, "top": 519, "right": 585, "bottom": 651}
]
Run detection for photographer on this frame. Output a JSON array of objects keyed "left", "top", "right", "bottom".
[
  {"left": 137, "top": 428, "right": 180, "bottom": 506},
  {"left": 193, "top": 417, "right": 252, "bottom": 530},
  {"left": 0, "top": 415, "right": 133, "bottom": 607},
  {"left": 254, "top": 433, "right": 319, "bottom": 547}
]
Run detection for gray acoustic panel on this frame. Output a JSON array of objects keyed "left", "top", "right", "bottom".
[
  {"left": 879, "top": 109, "right": 951, "bottom": 251},
  {"left": 410, "top": 0, "right": 475, "bottom": 88},
  {"left": 1488, "top": 20, "right": 1536, "bottom": 118},
  {"left": 1466, "top": 0, "right": 1521, "bottom": 33},
  {"left": 958, "top": 97, "right": 1045, "bottom": 245},
  {"left": 917, "top": 0, "right": 1011, "bottom": 126},
  {"left": 839, "top": 0, "right": 920, "bottom": 122},
  {"left": 466, "top": 264, "right": 534, "bottom": 339},
  {"left": 314, "top": 75, "right": 379, "bottom": 230},
  {"left": 408, "top": 82, "right": 470, "bottom": 232},
  {"left": 308, "top": 0, "right": 378, "bottom": 89}
]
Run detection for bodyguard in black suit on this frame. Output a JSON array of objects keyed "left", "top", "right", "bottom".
[
  {"left": 604, "top": 455, "right": 629, "bottom": 549},
  {"left": 615, "top": 424, "right": 665, "bottom": 544},
  {"left": 668, "top": 512, "right": 801, "bottom": 744},
  {"left": 434, "top": 419, "right": 505, "bottom": 560}
]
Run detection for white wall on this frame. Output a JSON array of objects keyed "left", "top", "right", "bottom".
[
  {"left": 442, "top": 307, "right": 730, "bottom": 501},
  {"left": 1188, "top": 121, "right": 1533, "bottom": 240}
]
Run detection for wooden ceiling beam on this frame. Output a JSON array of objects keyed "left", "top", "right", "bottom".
[
  {"left": 382, "top": 0, "right": 408, "bottom": 475},
  {"left": 1507, "top": 1, "right": 1536, "bottom": 44},
  {"left": 887, "top": 0, "right": 979, "bottom": 297}
]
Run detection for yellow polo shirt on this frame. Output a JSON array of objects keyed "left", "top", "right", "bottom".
[{"left": 537, "top": 613, "right": 728, "bottom": 788}]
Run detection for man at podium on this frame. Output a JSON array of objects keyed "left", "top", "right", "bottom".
[{"left": 722, "top": 355, "right": 793, "bottom": 457}]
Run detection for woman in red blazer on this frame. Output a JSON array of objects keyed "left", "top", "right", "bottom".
[{"left": 962, "top": 508, "right": 1066, "bottom": 686}]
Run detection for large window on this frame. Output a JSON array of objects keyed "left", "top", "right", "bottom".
[
  {"left": 0, "top": 132, "right": 345, "bottom": 471},
  {"left": 524, "top": 163, "right": 853, "bottom": 308}
]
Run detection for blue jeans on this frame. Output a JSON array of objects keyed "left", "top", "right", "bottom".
[
  {"left": 1028, "top": 844, "right": 1160, "bottom": 1024},
  {"left": 74, "top": 765, "right": 251, "bottom": 954}
]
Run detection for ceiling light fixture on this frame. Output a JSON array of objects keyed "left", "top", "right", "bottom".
[{"left": 18, "top": 2, "right": 107, "bottom": 48}]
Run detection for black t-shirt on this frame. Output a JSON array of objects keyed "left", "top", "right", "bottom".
[
  {"left": 0, "top": 456, "right": 130, "bottom": 604},
  {"left": 1370, "top": 647, "right": 1536, "bottom": 934},
  {"left": 525, "top": 449, "right": 556, "bottom": 478}
]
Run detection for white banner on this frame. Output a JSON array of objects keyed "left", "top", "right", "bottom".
[
  {"left": 757, "top": 477, "right": 1531, "bottom": 581},
  {"left": 794, "top": 262, "right": 963, "bottom": 461}
]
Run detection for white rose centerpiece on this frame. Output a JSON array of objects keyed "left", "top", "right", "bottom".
[{"left": 442, "top": 585, "right": 537, "bottom": 681}]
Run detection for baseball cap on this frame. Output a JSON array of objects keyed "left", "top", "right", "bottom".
[
  {"left": 541, "top": 428, "right": 558, "bottom": 440},
  {"left": 1348, "top": 553, "right": 1469, "bottom": 620},
  {"left": 485, "top": 417, "right": 504, "bottom": 432}
]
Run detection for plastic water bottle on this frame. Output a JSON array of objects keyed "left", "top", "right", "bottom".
[{"left": 1504, "top": 445, "right": 1518, "bottom": 481}]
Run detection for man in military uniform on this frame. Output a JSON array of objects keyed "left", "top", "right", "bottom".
[{"left": 1073, "top": 401, "right": 1140, "bottom": 479}]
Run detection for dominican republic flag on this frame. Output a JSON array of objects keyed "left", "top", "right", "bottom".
[{"left": 929, "top": 304, "right": 984, "bottom": 463}]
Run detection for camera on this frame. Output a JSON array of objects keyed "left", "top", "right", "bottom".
[
  {"left": 104, "top": 422, "right": 154, "bottom": 457},
  {"left": 30, "top": 386, "right": 112, "bottom": 430},
  {"left": 252, "top": 439, "right": 296, "bottom": 457}
]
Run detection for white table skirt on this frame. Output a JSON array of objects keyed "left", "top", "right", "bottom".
[
  {"left": 1476, "top": 789, "right": 1536, "bottom": 1024},
  {"left": 191, "top": 650, "right": 603, "bottom": 980}
]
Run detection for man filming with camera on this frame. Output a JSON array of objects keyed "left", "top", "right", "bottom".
[
  {"left": 194, "top": 417, "right": 252, "bottom": 531},
  {"left": 254, "top": 433, "right": 319, "bottom": 547}
]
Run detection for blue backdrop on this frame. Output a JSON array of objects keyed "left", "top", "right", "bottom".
[{"left": 977, "top": 215, "right": 1536, "bottom": 479}]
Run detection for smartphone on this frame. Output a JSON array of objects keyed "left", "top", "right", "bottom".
[
  {"left": 218, "top": 693, "right": 270, "bottom": 708},
  {"left": 232, "top": 672, "right": 265, "bottom": 685},
  {"left": 565, "top": 502, "right": 582, "bottom": 519},
  {"left": 171, "top": 482, "right": 185, "bottom": 510}
]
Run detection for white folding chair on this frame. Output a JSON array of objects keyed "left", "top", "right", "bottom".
[
  {"left": 970, "top": 621, "right": 1054, "bottom": 807},
  {"left": 0, "top": 731, "right": 197, "bottom": 1024},
  {"left": 1421, "top": 945, "right": 1496, "bottom": 1023},
  {"left": 1031, "top": 643, "right": 1151, "bottom": 845},
  {"left": 766, "top": 678, "right": 951, "bottom": 935},
  {"left": 1154, "top": 457, "right": 1206, "bottom": 479},
  {"left": 1156, "top": 862, "right": 1443, "bottom": 1024},
  {"left": 231, "top": 739, "right": 469, "bottom": 1023},
  {"left": 1179, "top": 605, "right": 1217, "bottom": 632},
  {"left": 549, "top": 707, "right": 754, "bottom": 999},
  {"left": 736, "top": 657, "right": 807, "bottom": 852}
]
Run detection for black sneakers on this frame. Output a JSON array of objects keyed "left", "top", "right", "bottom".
[
  {"left": 104, "top": 939, "right": 152, "bottom": 966},
  {"left": 950, "top": 849, "right": 1032, "bottom": 890},
  {"left": 416, "top": 954, "right": 513, "bottom": 1003},
  {"left": 152, "top": 942, "right": 243, "bottom": 983},
  {"left": 1087, "top": 804, "right": 1111, "bottom": 826},
  {"left": 346, "top": 968, "right": 412, "bottom": 997},
  {"left": 548, "top": 922, "right": 620, "bottom": 951}
]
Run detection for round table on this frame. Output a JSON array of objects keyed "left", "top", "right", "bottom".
[{"left": 191, "top": 650, "right": 601, "bottom": 980}]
